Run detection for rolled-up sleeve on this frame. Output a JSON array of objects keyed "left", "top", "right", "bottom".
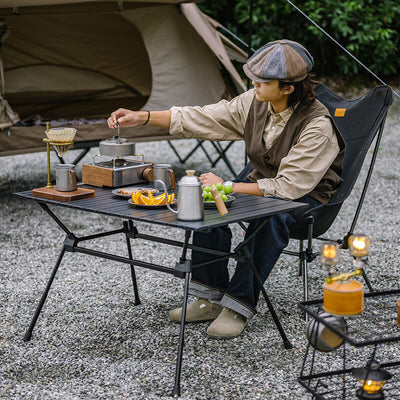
[
  {"left": 257, "top": 116, "right": 340, "bottom": 200},
  {"left": 169, "top": 90, "right": 255, "bottom": 141}
]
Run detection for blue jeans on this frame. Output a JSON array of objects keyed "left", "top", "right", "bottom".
[{"left": 188, "top": 194, "right": 321, "bottom": 319}]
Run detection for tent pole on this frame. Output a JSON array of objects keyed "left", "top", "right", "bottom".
[
  {"left": 285, "top": 0, "right": 400, "bottom": 100},
  {"left": 245, "top": 0, "right": 253, "bottom": 167},
  {"left": 247, "top": 0, "right": 253, "bottom": 89}
]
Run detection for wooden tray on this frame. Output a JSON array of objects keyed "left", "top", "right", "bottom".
[{"left": 32, "top": 186, "right": 95, "bottom": 201}]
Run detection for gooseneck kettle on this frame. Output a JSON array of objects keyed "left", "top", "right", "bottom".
[{"left": 156, "top": 170, "right": 204, "bottom": 221}]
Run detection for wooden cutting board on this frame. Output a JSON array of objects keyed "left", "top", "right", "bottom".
[{"left": 32, "top": 186, "right": 95, "bottom": 201}]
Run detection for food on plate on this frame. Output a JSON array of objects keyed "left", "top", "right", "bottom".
[
  {"left": 138, "top": 188, "right": 158, "bottom": 195},
  {"left": 118, "top": 187, "right": 158, "bottom": 196},
  {"left": 131, "top": 191, "right": 175, "bottom": 206},
  {"left": 202, "top": 183, "right": 232, "bottom": 202}
]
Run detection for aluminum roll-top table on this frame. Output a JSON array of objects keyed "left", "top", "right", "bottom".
[{"left": 15, "top": 185, "right": 306, "bottom": 397}]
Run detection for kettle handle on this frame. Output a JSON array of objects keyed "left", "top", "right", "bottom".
[{"left": 155, "top": 179, "right": 177, "bottom": 214}]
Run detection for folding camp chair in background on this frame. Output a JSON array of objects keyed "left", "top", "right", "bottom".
[
  {"left": 236, "top": 83, "right": 394, "bottom": 304},
  {"left": 168, "top": 139, "right": 238, "bottom": 176},
  {"left": 286, "top": 83, "right": 394, "bottom": 302}
]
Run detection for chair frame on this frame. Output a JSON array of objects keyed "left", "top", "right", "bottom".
[
  {"left": 236, "top": 84, "right": 393, "bottom": 308},
  {"left": 167, "top": 139, "right": 238, "bottom": 176},
  {"left": 283, "top": 102, "right": 390, "bottom": 303}
]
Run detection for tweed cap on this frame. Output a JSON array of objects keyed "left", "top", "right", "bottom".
[{"left": 243, "top": 39, "right": 314, "bottom": 82}]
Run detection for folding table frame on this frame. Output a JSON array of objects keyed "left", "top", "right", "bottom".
[{"left": 17, "top": 188, "right": 305, "bottom": 397}]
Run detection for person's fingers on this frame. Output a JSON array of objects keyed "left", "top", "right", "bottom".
[
  {"left": 107, "top": 116, "right": 117, "bottom": 128},
  {"left": 199, "top": 172, "right": 223, "bottom": 187},
  {"left": 107, "top": 109, "right": 126, "bottom": 128}
]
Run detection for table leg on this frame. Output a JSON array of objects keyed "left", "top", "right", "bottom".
[
  {"left": 172, "top": 271, "right": 191, "bottom": 398},
  {"left": 24, "top": 246, "right": 66, "bottom": 342},
  {"left": 172, "top": 230, "right": 192, "bottom": 397},
  {"left": 123, "top": 221, "right": 141, "bottom": 305}
]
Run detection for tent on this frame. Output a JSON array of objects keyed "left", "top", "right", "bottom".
[{"left": 0, "top": 0, "right": 247, "bottom": 157}]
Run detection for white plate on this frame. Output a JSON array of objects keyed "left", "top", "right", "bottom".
[{"left": 112, "top": 187, "right": 159, "bottom": 198}]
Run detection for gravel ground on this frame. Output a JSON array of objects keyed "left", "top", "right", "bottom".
[{"left": 1, "top": 99, "right": 400, "bottom": 400}]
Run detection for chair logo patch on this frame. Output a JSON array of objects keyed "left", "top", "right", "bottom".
[{"left": 334, "top": 108, "right": 346, "bottom": 117}]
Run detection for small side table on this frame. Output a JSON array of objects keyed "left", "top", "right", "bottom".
[{"left": 297, "top": 288, "right": 400, "bottom": 400}]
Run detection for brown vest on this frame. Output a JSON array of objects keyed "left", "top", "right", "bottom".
[{"left": 244, "top": 97, "right": 345, "bottom": 204}]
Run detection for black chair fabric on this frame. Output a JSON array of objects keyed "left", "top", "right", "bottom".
[
  {"left": 236, "top": 83, "right": 393, "bottom": 239},
  {"left": 235, "top": 83, "right": 393, "bottom": 306},
  {"left": 289, "top": 83, "right": 393, "bottom": 239}
]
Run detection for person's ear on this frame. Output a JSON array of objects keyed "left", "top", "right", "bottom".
[{"left": 283, "top": 84, "right": 295, "bottom": 95}]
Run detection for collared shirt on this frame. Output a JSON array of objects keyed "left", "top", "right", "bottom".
[{"left": 169, "top": 89, "right": 339, "bottom": 200}]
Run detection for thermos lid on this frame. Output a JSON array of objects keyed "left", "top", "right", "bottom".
[{"left": 179, "top": 170, "right": 201, "bottom": 186}]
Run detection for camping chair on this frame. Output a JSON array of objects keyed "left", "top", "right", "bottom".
[
  {"left": 168, "top": 140, "right": 238, "bottom": 176},
  {"left": 236, "top": 83, "right": 394, "bottom": 304}
]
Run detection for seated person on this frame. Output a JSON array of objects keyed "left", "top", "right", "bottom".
[{"left": 107, "top": 39, "right": 345, "bottom": 339}]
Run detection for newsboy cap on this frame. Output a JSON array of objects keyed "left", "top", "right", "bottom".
[{"left": 243, "top": 39, "right": 314, "bottom": 82}]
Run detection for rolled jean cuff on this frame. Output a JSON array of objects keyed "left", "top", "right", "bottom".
[
  {"left": 188, "top": 280, "right": 225, "bottom": 301},
  {"left": 220, "top": 294, "right": 256, "bottom": 320}
]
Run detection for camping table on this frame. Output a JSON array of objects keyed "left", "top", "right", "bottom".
[{"left": 15, "top": 185, "right": 306, "bottom": 397}]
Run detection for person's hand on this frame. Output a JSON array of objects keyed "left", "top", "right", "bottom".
[
  {"left": 107, "top": 108, "right": 142, "bottom": 128},
  {"left": 199, "top": 172, "right": 223, "bottom": 187}
]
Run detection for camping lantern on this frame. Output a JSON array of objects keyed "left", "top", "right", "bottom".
[
  {"left": 353, "top": 359, "right": 392, "bottom": 399},
  {"left": 349, "top": 235, "right": 370, "bottom": 258},
  {"left": 322, "top": 235, "right": 372, "bottom": 316},
  {"left": 320, "top": 242, "right": 340, "bottom": 266},
  {"left": 306, "top": 312, "right": 348, "bottom": 352}
]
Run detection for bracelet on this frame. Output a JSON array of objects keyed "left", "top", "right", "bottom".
[
  {"left": 224, "top": 181, "right": 235, "bottom": 193},
  {"left": 142, "top": 110, "right": 150, "bottom": 126}
]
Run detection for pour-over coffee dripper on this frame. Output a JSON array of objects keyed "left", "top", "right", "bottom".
[{"left": 43, "top": 126, "right": 77, "bottom": 188}]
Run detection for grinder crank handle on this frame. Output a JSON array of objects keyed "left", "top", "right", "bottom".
[{"left": 114, "top": 122, "right": 120, "bottom": 141}]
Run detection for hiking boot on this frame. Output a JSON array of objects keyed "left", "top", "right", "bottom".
[
  {"left": 206, "top": 307, "right": 247, "bottom": 339},
  {"left": 169, "top": 298, "right": 222, "bottom": 323}
]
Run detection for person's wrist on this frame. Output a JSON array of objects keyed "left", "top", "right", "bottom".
[
  {"left": 142, "top": 110, "right": 150, "bottom": 126},
  {"left": 223, "top": 180, "right": 235, "bottom": 193}
]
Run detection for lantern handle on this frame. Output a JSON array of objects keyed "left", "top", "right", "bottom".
[{"left": 325, "top": 268, "right": 362, "bottom": 284}]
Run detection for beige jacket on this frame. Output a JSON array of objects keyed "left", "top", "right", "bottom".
[{"left": 170, "top": 89, "right": 339, "bottom": 200}]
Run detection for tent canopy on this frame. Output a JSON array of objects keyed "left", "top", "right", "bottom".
[{"left": 0, "top": 0, "right": 246, "bottom": 156}]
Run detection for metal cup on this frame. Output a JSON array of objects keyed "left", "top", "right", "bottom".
[
  {"left": 153, "top": 164, "right": 175, "bottom": 191},
  {"left": 56, "top": 164, "right": 77, "bottom": 192}
]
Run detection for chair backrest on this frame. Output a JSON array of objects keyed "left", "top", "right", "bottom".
[
  {"left": 289, "top": 83, "right": 393, "bottom": 239},
  {"left": 315, "top": 83, "right": 393, "bottom": 204}
]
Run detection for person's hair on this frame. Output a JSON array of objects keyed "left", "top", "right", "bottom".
[{"left": 279, "top": 75, "right": 317, "bottom": 107}]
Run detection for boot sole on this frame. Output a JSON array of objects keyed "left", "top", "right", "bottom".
[
  {"left": 170, "top": 317, "right": 217, "bottom": 324},
  {"left": 170, "top": 312, "right": 222, "bottom": 324},
  {"left": 206, "top": 332, "right": 243, "bottom": 339}
]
